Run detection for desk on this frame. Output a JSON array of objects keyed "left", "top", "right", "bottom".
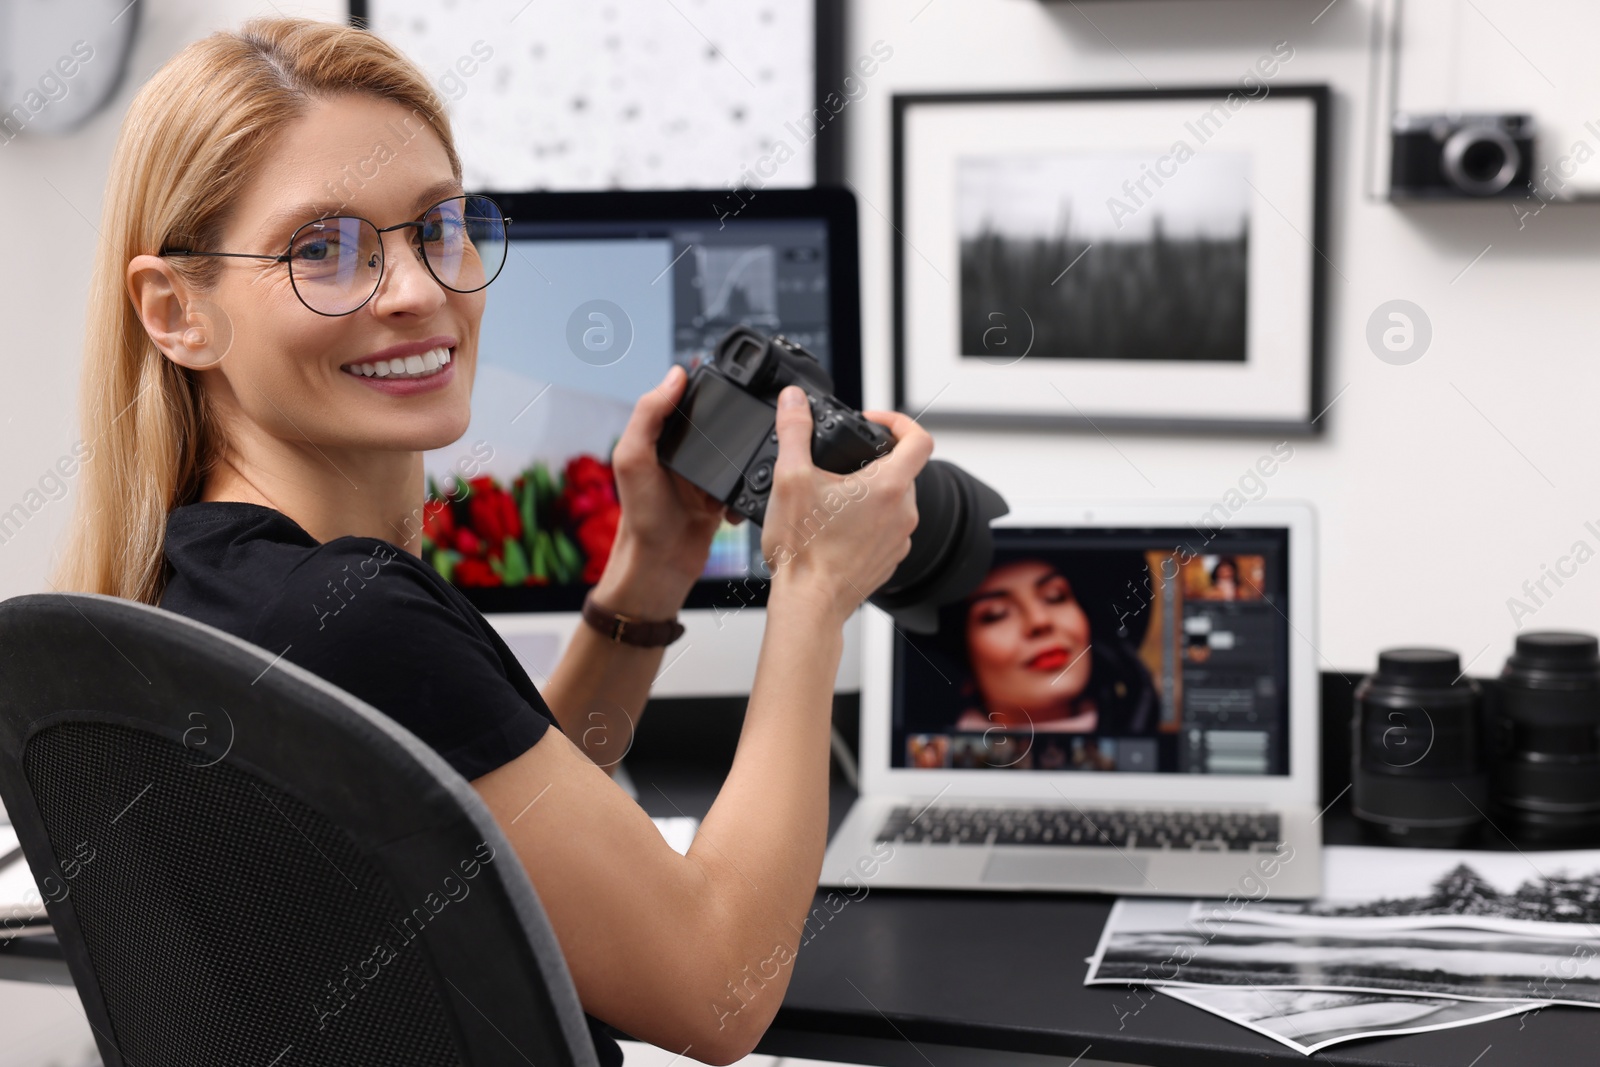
[
  {"left": 6, "top": 685, "right": 1598, "bottom": 1066},
  {"left": 625, "top": 689, "right": 1600, "bottom": 1066}
]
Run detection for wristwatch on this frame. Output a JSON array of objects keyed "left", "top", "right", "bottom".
[{"left": 580, "top": 590, "right": 685, "bottom": 647}]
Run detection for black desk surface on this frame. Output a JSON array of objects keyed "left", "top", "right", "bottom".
[
  {"left": 7, "top": 680, "right": 1598, "bottom": 1065},
  {"left": 629, "top": 764, "right": 1596, "bottom": 1067}
]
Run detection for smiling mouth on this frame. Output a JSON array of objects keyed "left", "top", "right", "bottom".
[
  {"left": 341, "top": 346, "right": 453, "bottom": 380},
  {"left": 1026, "top": 647, "right": 1072, "bottom": 672}
]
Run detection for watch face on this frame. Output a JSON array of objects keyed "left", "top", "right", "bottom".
[{"left": 0, "top": 0, "right": 141, "bottom": 137}]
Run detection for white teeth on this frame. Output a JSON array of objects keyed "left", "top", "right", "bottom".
[{"left": 344, "top": 346, "right": 452, "bottom": 380}]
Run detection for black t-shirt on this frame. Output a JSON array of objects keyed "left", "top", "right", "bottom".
[{"left": 159, "top": 501, "right": 625, "bottom": 1067}]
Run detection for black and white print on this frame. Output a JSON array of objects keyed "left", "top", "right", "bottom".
[
  {"left": 1160, "top": 986, "right": 1539, "bottom": 1056},
  {"left": 1243, "top": 845, "right": 1600, "bottom": 937},
  {"left": 957, "top": 152, "right": 1250, "bottom": 363}
]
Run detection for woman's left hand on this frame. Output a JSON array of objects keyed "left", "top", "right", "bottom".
[{"left": 596, "top": 364, "right": 735, "bottom": 616}]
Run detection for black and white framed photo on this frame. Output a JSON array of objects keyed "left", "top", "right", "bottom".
[{"left": 892, "top": 86, "right": 1329, "bottom": 435}]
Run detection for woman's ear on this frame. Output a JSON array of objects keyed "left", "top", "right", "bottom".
[{"left": 126, "top": 255, "right": 232, "bottom": 369}]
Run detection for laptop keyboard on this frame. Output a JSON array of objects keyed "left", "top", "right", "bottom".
[{"left": 875, "top": 804, "right": 1281, "bottom": 850}]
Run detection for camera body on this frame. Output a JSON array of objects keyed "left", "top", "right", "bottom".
[
  {"left": 657, "top": 326, "right": 893, "bottom": 525},
  {"left": 1390, "top": 113, "right": 1534, "bottom": 198},
  {"left": 659, "top": 325, "right": 1010, "bottom": 633}
]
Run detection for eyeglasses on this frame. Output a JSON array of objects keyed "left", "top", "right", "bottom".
[{"left": 159, "top": 194, "right": 510, "bottom": 317}]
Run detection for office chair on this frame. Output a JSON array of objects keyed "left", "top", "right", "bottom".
[{"left": 0, "top": 592, "right": 603, "bottom": 1067}]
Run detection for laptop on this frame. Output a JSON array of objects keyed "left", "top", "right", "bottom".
[{"left": 819, "top": 502, "right": 1323, "bottom": 898}]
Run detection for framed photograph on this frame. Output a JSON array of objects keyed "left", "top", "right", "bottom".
[
  {"left": 892, "top": 86, "right": 1329, "bottom": 435},
  {"left": 350, "top": 0, "right": 846, "bottom": 189}
]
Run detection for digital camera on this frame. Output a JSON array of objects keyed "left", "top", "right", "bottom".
[
  {"left": 656, "top": 325, "right": 1009, "bottom": 632},
  {"left": 1390, "top": 113, "right": 1534, "bottom": 198}
]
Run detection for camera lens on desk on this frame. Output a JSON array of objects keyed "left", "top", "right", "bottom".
[
  {"left": 1352, "top": 648, "right": 1485, "bottom": 847},
  {"left": 1489, "top": 631, "right": 1600, "bottom": 844}
]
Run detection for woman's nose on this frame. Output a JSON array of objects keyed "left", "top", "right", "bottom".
[{"left": 371, "top": 230, "right": 447, "bottom": 315}]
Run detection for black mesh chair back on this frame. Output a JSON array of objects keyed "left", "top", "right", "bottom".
[{"left": 0, "top": 592, "right": 602, "bottom": 1067}]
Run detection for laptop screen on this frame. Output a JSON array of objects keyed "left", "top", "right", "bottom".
[{"left": 890, "top": 525, "right": 1292, "bottom": 776}]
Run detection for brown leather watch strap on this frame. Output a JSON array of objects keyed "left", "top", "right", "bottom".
[{"left": 580, "top": 590, "right": 685, "bottom": 647}]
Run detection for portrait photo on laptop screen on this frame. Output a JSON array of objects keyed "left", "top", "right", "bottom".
[{"left": 891, "top": 526, "right": 1291, "bottom": 776}]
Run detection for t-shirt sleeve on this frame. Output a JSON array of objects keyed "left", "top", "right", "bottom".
[{"left": 247, "top": 539, "right": 554, "bottom": 781}]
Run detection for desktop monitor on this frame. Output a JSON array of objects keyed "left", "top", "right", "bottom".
[{"left": 419, "top": 188, "right": 863, "bottom": 693}]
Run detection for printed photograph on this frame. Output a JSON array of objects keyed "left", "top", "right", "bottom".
[
  {"left": 1087, "top": 898, "right": 1600, "bottom": 1006},
  {"left": 1246, "top": 846, "right": 1600, "bottom": 938},
  {"left": 1161, "top": 986, "right": 1540, "bottom": 1056},
  {"left": 957, "top": 151, "right": 1250, "bottom": 363}
]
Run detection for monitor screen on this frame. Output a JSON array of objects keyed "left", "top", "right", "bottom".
[
  {"left": 890, "top": 525, "right": 1292, "bottom": 776},
  {"left": 420, "top": 189, "right": 860, "bottom": 613}
]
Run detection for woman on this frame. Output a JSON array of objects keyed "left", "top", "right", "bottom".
[
  {"left": 940, "top": 552, "right": 1159, "bottom": 738},
  {"left": 51, "top": 18, "right": 930, "bottom": 1067},
  {"left": 1209, "top": 556, "right": 1240, "bottom": 600}
]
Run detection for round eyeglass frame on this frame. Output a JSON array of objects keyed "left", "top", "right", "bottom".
[{"left": 157, "top": 194, "right": 511, "bottom": 317}]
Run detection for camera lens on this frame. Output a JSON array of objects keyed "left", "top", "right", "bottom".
[
  {"left": 1490, "top": 630, "right": 1600, "bottom": 843},
  {"left": 1351, "top": 648, "right": 1485, "bottom": 847},
  {"left": 1442, "top": 126, "right": 1520, "bottom": 195},
  {"left": 867, "top": 459, "right": 1010, "bottom": 633}
]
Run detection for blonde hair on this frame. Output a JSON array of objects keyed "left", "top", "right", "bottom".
[{"left": 51, "top": 16, "right": 460, "bottom": 605}]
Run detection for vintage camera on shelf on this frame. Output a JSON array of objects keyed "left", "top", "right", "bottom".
[
  {"left": 656, "top": 325, "right": 1009, "bottom": 633},
  {"left": 1390, "top": 113, "right": 1534, "bottom": 198}
]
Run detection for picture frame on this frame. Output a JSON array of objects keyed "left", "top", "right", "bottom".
[
  {"left": 348, "top": 0, "right": 846, "bottom": 190},
  {"left": 892, "top": 86, "right": 1330, "bottom": 436}
]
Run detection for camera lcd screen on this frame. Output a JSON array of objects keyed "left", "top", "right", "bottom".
[
  {"left": 890, "top": 525, "right": 1291, "bottom": 776},
  {"left": 662, "top": 373, "right": 776, "bottom": 502}
]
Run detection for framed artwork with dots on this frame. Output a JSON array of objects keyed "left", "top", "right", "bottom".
[
  {"left": 892, "top": 85, "right": 1330, "bottom": 437},
  {"left": 349, "top": 0, "right": 844, "bottom": 191}
]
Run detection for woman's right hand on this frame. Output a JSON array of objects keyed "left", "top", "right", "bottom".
[{"left": 760, "top": 384, "right": 934, "bottom": 626}]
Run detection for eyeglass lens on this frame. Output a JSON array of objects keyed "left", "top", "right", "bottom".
[{"left": 287, "top": 195, "right": 508, "bottom": 315}]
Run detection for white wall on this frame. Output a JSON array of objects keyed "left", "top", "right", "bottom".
[{"left": 843, "top": 0, "right": 1600, "bottom": 679}]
